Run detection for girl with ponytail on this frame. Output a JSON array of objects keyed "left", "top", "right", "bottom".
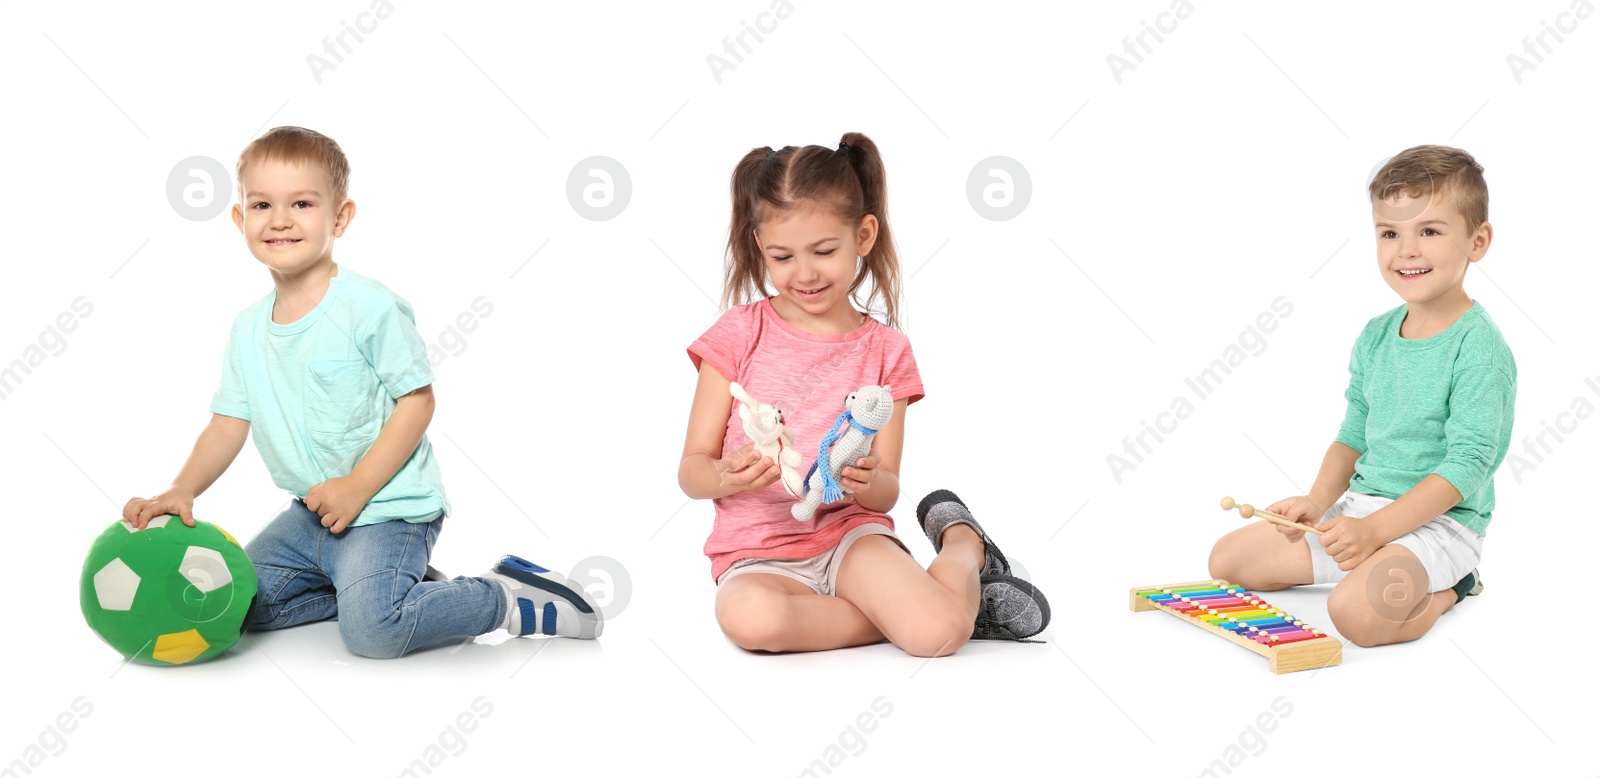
[{"left": 678, "top": 133, "right": 1050, "bottom": 656}]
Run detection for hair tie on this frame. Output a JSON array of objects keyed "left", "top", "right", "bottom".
[{"left": 837, "top": 140, "right": 851, "bottom": 157}]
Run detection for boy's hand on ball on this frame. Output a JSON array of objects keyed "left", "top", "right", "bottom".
[
  {"left": 122, "top": 489, "right": 196, "bottom": 529},
  {"left": 1316, "top": 515, "right": 1382, "bottom": 571},
  {"left": 717, "top": 443, "right": 780, "bottom": 493},
  {"left": 305, "top": 477, "right": 371, "bottom": 534}
]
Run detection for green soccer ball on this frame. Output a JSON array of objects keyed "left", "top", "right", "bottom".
[{"left": 79, "top": 516, "right": 258, "bottom": 666}]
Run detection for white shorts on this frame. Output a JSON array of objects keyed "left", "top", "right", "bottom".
[
  {"left": 1307, "top": 491, "right": 1484, "bottom": 593},
  {"left": 716, "top": 523, "right": 908, "bottom": 596}
]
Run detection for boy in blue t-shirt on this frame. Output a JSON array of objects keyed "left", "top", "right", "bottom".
[
  {"left": 122, "top": 127, "right": 601, "bottom": 657},
  {"left": 1209, "top": 145, "right": 1516, "bottom": 648}
]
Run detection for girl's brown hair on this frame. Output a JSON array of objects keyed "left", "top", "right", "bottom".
[{"left": 723, "top": 131, "right": 903, "bottom": 329}]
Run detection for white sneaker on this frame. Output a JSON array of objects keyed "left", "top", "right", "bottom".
[{"left": 482, "top": 555, "right": 603, "bottom": 639}]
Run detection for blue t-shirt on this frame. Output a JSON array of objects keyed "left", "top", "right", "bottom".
[{"left": 210, "top": 267, "right": 449, "bottom": 525}]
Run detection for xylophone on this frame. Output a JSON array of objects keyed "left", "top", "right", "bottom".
[{"left": 1130, "top": 580, "right": 1342, "bottom": 674}]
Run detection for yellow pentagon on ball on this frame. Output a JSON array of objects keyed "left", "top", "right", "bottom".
[
  {"left": 219, "top": 527, "right": 239, "bottom": 546},
  {"left": 152, "top": 629, "right": 211, "bottom": 665}
]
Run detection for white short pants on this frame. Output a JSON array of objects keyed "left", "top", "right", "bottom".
[{"left": 1307, "top": 491, "right": 1484, "bottom": 593}]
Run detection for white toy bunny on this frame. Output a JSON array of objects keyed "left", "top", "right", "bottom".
[
  {"left": 792, "top": 384, "right": 895, "bottom": 522},
  {"left": 729, "top": 382, "right": 805, "bottom": 497}
]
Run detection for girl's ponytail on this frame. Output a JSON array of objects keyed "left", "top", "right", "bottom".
[
  {"left": 836, "top": 132, "right": 901, "bottom": 330},
  {"left": 724, "top": 146, "right": 774, "bottom": 313}
]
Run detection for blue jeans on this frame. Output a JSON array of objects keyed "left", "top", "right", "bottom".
[{"left": 245, "top": 499, "right": 506, "bottom": 658}]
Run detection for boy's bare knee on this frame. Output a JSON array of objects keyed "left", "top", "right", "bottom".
[
  {"left": 1208, "top": 535, "right": 1259, "bottom": 586},
  {"left": 1207, "top": 538, "right": 1237, "bottom": 582},
  {"left": 1330, "top": 550, "right": 1433, "bottom": 647},
  {"left": 1328, "top": 583, "right": 1390, "bottom": 648}
]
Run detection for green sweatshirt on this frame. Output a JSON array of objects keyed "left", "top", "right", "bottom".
[{"left": 1334, "top": 301, "right": 1517, "bottom": 536}]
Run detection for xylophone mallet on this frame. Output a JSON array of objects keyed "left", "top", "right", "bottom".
[{"left": 1220, "top": 496, "right": 1324, "bottom": 536}]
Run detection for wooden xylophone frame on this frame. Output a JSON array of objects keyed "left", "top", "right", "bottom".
[{"left": 1130, "top": 580, "right": 1342, "bottom": 674}]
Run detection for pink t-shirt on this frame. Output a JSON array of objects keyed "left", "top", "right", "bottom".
[{"left": 688, "top": 298, "right": 926, "bottom": 581}]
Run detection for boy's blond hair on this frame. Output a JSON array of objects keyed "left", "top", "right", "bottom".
[
  {"left": 236, "top": 126, "right": 351, "bottom": 203},
  {"left": 1368, "top": 144, "right": 1487, "bottom": 231}
]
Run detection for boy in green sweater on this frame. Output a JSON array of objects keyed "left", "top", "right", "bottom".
[{"left": 1209, "top": 145, "right": 1516, "bottom": 648}]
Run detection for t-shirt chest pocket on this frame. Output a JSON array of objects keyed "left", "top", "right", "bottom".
[{"left": 305, "top": 359, "right": 380, "bottom": 434}]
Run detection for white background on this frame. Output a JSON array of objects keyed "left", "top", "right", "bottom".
[{"left": 2, "top": 1, "right": 1596, "bottom": 775}]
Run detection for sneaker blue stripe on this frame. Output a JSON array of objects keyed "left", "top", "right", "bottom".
[
  {"left": 541, "top": 602, "right": 557, "bottom": 636},
  {"left": 517, "top": 598, "right": 537, "bottom": 637},
  {"left": 492, "top": 559, "right": 595, "bottom": 615},
  {"left": 504, "top": 555, "right": 550, "bottom": 574}
]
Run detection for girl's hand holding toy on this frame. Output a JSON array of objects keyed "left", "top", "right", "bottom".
[
  {"left": 718, "top": 443, "right": 783, "bottom": 495},
  {"left": 793, "top": 385, "right": 894, "bottom": 522},
  {"left": 835, "top": 450, "right": 882, "bottom": 497},
  {"left": 729, "top": 382, "right": 805, "bottom": 497}
]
